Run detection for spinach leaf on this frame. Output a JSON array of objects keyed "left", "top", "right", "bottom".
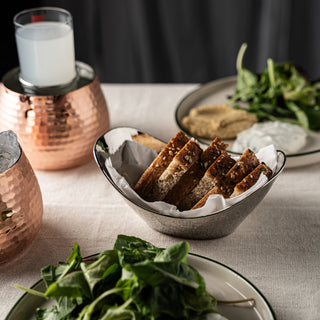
[
  {"left": 81, "top": 250, "right": 120, "bottom": 295},
  {"left": 44, "top": 271, "right": 91, "bottom": 300},
  {"left": 154, "top": 241, "right": 189, "bottom": 263},
  {"left": 114, "top": 234, "right": 163, "bottom": 265}
]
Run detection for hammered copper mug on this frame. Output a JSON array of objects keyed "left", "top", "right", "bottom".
[{"left": 0, "top": 130, "right": 43, "bottom": 264}]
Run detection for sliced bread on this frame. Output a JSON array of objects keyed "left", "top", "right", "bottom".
[
  {"left": 164, "top": 137, "right": 228, "bottom": 207},
  {"left": 133, "top": 131, "right": 189, "bottom": 198},
  {"left": 146, "top": 138, "right": 202, "bottom": 201},
  {"left": 192, "top": 149, "right": 260, "bottom": 209},
  {"left": 179, "top": 151, "right": 236, "bottom": 210},
  {"left": 230, "top": 162, "right": 272, "bottom": 198},
  {"left": 132, "top": 133, "right": 167, "bottom": 154}
]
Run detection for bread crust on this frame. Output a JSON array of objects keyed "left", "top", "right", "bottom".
[
  {"left": 200, "top": 137, "right": 228, "bottom": 170},
  {"left": 133, "top": 131, "right": 189, "bottom": 198},
  {"left": 132, "top": 133, "right": 167, "bottom": 154}
]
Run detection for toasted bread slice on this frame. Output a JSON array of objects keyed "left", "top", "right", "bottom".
[
  {"left": 179, "top": 151, "right": 236, "bottom": 210},
  {"left": 163, "top": 161, "right": 204, "bottom": 207},
  {"left": 146, "top": 138, "right": 202, "bottom": 201},
  {"left": 132, "top": 133, "right": 167, "bottom": 154},
  {"left": 134, "top": 131, "right": 189, "bottom": 198},
  {"left": 164, "top": 137, "right": 228, "bottom": 207},
  {"left": 230, "top": 162, "right": 272, "bottom": 198},
  {"left": 192, "top": 149, "right": 260, "bottom": 209},
  {"left": 200, "top": 137, "right": 229, "bottom": 170}
]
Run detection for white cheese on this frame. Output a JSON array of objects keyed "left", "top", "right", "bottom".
[{"left": 231, "top": 121, "right": 308, "bottom": 154}]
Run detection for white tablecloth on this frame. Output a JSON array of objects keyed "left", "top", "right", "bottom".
[{"left": 1, "top": 84, "right": 319, "bottom": 320}]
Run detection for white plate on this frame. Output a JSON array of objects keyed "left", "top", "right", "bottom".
[
  {"left": 175, "top": 76, "right": 320, "bottom": 168},
  {"left": 5, "top": 253, "right": 276, "bottom": 320}
]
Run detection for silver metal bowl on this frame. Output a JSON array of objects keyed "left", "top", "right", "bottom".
[{"left": 94, "top": 127, "right": 286, "bottom": 239}]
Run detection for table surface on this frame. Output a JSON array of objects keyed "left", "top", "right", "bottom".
[{"left": 1, "top": 83, "right": 319, "bottom": 320}]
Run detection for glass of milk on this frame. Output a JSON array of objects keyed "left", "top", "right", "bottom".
[{"left": 14, "top": 7, "right": 76, "bottom": 89}]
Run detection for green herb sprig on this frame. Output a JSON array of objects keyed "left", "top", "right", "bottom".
[{"left": 229, "top": 43, "right": 320, "bottom": 131}]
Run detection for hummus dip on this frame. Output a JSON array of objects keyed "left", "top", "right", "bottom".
[{"left": 182, "top": 104, "right": 257, "bottom": 139}]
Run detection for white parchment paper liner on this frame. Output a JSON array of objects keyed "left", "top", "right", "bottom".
[{"left": 104, "top": 140, "right": 278, "bottom": 218}]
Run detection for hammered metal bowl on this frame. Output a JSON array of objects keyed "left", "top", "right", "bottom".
[
  {"left": 94, "top": 127, "right": 286, "bottom": 239},
  {"left": 0, "top": 130, "right": 43, "bottom": 264},
  {"left": 0, "top": 62, "right": 110, "bottom": 170}
]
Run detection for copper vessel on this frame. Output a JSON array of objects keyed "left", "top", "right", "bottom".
[
  {"left": 0, "top": 131, "right": 43, "bottom": 264},
  {"left": 0, "top": 62, "right": 110, "bottom": 170}
]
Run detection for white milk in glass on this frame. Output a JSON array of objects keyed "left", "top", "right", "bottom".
[{"left": 15, "top": 21, "right": 76, "bottom": 87}]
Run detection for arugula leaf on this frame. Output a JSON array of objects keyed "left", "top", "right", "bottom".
[
  {"left": 229, "top": 43, "right": 320, "bottom": 131},
  {"left": 305, "top": 107, "right": 320, "bottom": 131},
  {"left": 285, "top": 101, "right": 309, "bottom": 128},
  {"left": 231, "top": 43, "right": 260, "bottom": 103}
]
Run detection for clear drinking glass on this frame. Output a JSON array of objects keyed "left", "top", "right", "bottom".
[{"left": 14, "top": 7, "right": 76, "bottom": 89}]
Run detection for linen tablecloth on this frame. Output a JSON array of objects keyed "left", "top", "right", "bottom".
[{"left": 0, "top": 84, "right": 319, "bottom": 320}]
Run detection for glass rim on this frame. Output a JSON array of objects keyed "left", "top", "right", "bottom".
[{"left": 13, "top": 7, "right": 73, "bottom": 28}]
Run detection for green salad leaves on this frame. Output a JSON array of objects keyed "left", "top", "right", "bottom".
[
  {"left": 16, "top": 235, "right": 221, "bottom": 319},
  {"left": 228, "top": 43, "right": 320, "bottom": 131}
]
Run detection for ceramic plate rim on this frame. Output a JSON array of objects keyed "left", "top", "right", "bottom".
[{"left": 5, "top": 252, "right": 277, "bottom": 320}]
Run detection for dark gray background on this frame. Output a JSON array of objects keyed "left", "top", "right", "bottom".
[{"left": 2, "top": 0, "right": 320, "bottom": 83}]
